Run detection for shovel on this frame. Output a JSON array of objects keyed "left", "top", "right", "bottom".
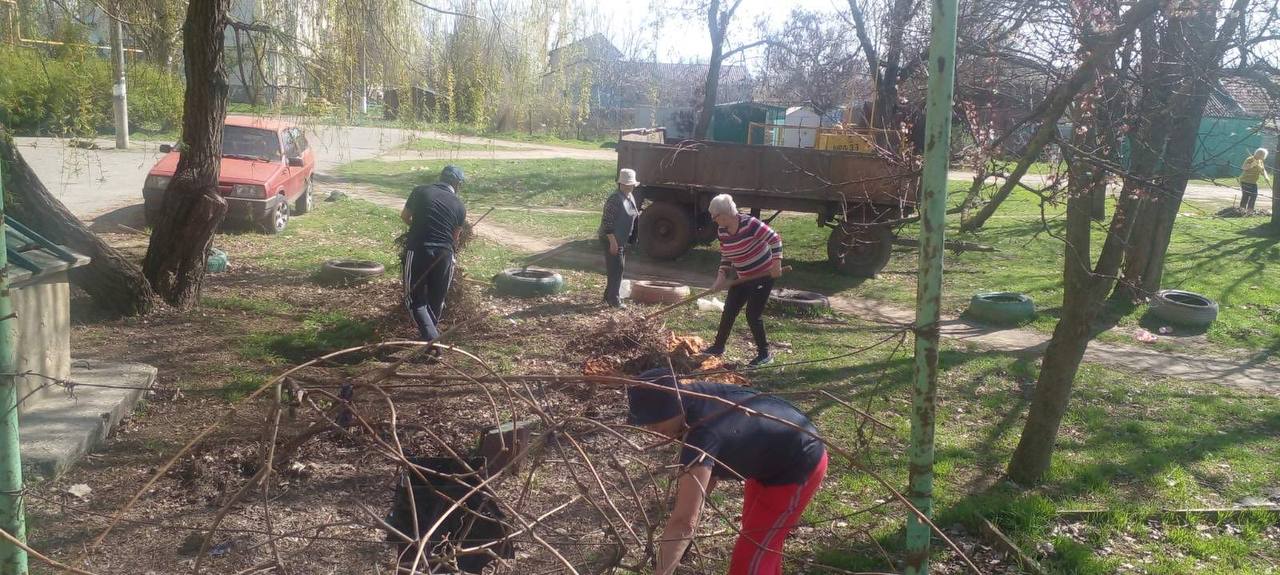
[{"left": 644, "top": 266, "right": 792, "bottom": 320}]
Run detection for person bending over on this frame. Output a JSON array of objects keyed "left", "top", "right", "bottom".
[{"left": 627, "top": 368, "right": 827, "bottom": 575}]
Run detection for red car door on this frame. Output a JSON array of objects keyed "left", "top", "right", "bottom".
[
  {"left": 295, "top": 128, "right": 316, "bottom": 186},
  {"left": 280, "top": 128, "right": 304, "bottom": 200}
]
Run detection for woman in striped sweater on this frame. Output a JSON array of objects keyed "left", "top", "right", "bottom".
[{"left": 705, "top": 194, "right": 783, "bottom": 367}]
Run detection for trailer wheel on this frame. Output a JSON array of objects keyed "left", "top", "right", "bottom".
[
  {"left": 827, "top": 224, "right": 893, "bottom": 277},
  {"left": 639, "top": 201, "right": 695, "bottom": 260}
]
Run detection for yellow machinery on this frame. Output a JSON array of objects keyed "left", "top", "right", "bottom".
[{"left": 815, "top": 130, "right": 876, "bottom": 152}]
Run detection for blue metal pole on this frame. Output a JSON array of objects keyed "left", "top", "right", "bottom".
[{"left": 905, "top": 0, "right": 958, "bottom": 573}]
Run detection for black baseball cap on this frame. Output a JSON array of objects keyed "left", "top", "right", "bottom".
[{"left": 626, "top": 368, "right": 684, "bottom": 425}]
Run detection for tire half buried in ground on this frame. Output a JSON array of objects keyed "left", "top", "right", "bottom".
[
  {"left": 966, "top": 292, "right": 1035, "bottom": 325},
  {"left": 317, "top": 259, "right": 385, "bottom": 286},
  {"left": 492, "top": 268, "right": 565, "bottom": 297},
  {"left": 629, "top": 280, "right": 691, "bottom": 304},
  {"left": 1148, "top": 289, "right": 1218, "bottom": 328},
  {"left": 768, "top": 289, "right": 830, "bottom": 316}
]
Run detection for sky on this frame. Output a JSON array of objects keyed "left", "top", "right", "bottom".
[{"left": 595, "top": 0, "right": 846, "bottom": 64}]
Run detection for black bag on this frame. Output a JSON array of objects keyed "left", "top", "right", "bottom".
[{"left": 384, "top": 457, "right": 513, "bottom": 573}]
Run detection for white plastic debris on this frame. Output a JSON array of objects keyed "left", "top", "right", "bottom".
[
  {"left": 619, "top": 279, "right": 632, "bottom": 299},
  {"left": 696, "top": 297, "right": 725, "bottom": 312},
  {"left": 67, "top": 484, "right": 92, "bottom": 500},
  {"left": 1134, "top": 328, "right": 1158, "bottom": 343}
]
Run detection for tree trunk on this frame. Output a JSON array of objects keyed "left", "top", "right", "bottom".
[
  {"left": 1006, "top": 185, "right": 1094, "bottom": 483},
  {"left": 1007, "top": 4, "right": 1132, "bottom": 484},
  {"left": 957, "top": 0, "right": 1162, "bottom": 234},
  {"left": 1273, "top": 137, "right": 1280, "bottom": 230},
  {"left": 1117, "top": 2, "right": 1245, "bottom": 298},
  {"left": 142, "top": 0, "right": 230, "bottom": 310},
  {"left": 0, "top": 128, "right": 156, "bottom": 316},
  {"left": 692, "top": 1, "right": 725, "bottom": 140}
]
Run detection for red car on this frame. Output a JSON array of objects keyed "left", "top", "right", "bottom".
[{"left": 143, "top": 116, "right": 316, "bottom": 233}]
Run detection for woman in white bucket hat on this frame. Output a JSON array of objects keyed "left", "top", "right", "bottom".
[{"left": 598, "top": 168, "right": 641, "bottom": 307}]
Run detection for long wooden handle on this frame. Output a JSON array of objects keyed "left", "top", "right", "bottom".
[{"left": 643, "top": 266, "right": 792, "bottom": 320}]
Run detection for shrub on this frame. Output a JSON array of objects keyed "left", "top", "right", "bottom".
[
  {"left": 126, "top": 64, "right": 184, "bottom": 132},
  {"left": 0, "top": 47, "right": 183, "bottom": 136}
]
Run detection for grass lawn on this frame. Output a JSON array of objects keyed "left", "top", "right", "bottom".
[
  {"left": 401, "top": 136, "right": 523, "bottom": 152},
  {"left": 333, "top": 153, "right": 1278, "bottom": 353},
  {"left": 468, "top": 179, "right": 1279, "bottom": 354},
  {"left": 335, "top": 158, "right": 616, "bottom": 208}
]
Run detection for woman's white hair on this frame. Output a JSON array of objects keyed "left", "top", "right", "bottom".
[
  {"left": 708, "top": 194, "right": 738, "bottom": 218},
  {"left": 1255, "top": 148, "right": 1269, "bottom": 159}
]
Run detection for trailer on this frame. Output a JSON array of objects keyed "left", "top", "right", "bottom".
[{"left": 617, "top": 128, "right": 920, "bottom": 277}]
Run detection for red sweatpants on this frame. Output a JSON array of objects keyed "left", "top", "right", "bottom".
[{"left": 728, "top": 452, "right": 828, "bottom": 575}]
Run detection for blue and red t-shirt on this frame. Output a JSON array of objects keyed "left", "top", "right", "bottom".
[{"left": 718, "top": 214, "right": 782, "bottom": 279}]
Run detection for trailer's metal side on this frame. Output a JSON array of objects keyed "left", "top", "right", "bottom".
[
  {"left": 615, "top": 130, "right": 920, "bottom": 277},
  {"left": 617, "top": 138, "right": 917, "bottom": 209}
]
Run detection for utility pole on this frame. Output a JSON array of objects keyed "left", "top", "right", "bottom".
[
  {"left": 360, "top": 33, "right": 368, "bottom": 115},
  {"left": 904, "top": 0, "right": 957, "bottom": 573},
  {"left": 109, "top": 5, "right": 130, "bottom": 150},
  {"left": 0, "top": 159, "right": 30, "bottom": 574}
]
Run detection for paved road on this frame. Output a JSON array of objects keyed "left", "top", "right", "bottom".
[{"left": 17, "top": 124, "right": 421, "bottom": 219}]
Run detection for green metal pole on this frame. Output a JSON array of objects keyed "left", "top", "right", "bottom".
[
  {"left": 0, "top": 155, "right": 30, "bottom": 573},
  {"left": 905, "top": 0, "right": 958, "bottom": 574}
]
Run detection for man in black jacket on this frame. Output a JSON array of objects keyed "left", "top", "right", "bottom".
[{"left": 401, "top": 165, "right": 467, "bottom": 342}]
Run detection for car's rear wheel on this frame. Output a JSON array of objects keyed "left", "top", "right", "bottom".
[
  {"left": 294, "top": 178, "right": 313, "bottom": 215},
  {"left": 262, "top": 196, "right": 289, "bottom": 234},
  {"left": 144, "top": 199, "right": 161, "bottom": 229}
]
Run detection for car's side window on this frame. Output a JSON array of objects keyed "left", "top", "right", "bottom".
[
  {"left": 295, "top": 129, "right": 310, "bottom": 152},
  {"left": 282, "top": 129, "right": 299, "bottom": 159}
]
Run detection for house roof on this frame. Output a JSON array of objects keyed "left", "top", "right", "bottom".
[
  {"left": 4, "top": 217, "right": 91, "bottom": 289},
  {"left": 548, "top": 33, "right": 624, "bottom": 68},
  {"left": 1217, "top": 76, "right": 1278, "bottom": 119},
  {"left": 611, "top": 61, "right": 753, "bottom": 106}
]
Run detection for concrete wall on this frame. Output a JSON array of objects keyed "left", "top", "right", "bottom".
[{"left": 10, "top": 272, "right": 72, "bottom": 414}]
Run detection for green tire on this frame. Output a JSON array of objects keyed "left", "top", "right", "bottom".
[
  {"left": 492, "top": 268, "right": 565, "bottom": 298},
  {"left": 966, "top": 292, "right": 1035, "bottom": 325}
]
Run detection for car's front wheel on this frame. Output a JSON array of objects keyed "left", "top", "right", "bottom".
[{"left": 262, "top": 195, "right": 290, "bottom": 234}]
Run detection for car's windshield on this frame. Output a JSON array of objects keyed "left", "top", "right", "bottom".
[{"left": 222, "top": 126, "right": 281, "bottom": 161}]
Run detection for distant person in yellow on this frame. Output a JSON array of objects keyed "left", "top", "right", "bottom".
[{"left": 1239, "top": 148, "right": 1270, "bottom": 211}]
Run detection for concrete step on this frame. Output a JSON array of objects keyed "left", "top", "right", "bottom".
[{"left": 19, "top": 359, "right": 157, "bottom": 479}]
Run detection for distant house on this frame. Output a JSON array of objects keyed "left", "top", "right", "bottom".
[
  {"left": 545, "top": 33, "right": 754, "bottom": 139},
  {"left": 1191, "top": 81, "right": 1268, "bottom": 178},
  {"left": 225, "top": 0, "right": 325, "bottom": 105}
]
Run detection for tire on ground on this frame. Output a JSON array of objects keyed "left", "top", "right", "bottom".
[
  {"left": 629, "top": 280, "right": 691, "bottom": 304},
  {"left": 768, "top": 289, "right": 830, "bottom": 317},
  {"left": 492, "top": 268, "right": 565, "bottom": 298},
  {"left": 1148, "top": 289, "right": 1218, "bottom": 328},
  {"left": 827, "top": 223, "right": 893, "bottom": 277},
  {"left": 966, "top": 292, "right": 1036, "bottom": 325},
  {"left": 317, "top": 259, "right": 386, "bottom": 286},
  {"left": 638, "top": 201, "right": 695, "bottom": 260}
]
